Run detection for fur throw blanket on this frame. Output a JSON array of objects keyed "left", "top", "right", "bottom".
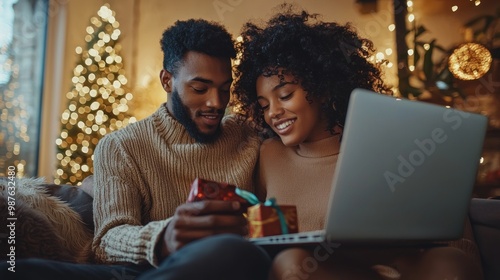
[{"left": 0, "top": 177, "right": 93, "bottom": 263}]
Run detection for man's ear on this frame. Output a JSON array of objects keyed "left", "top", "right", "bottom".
[{"left": 160, "top": 69, "right": 173, "bottom": 93}]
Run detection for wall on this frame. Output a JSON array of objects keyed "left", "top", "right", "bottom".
[
  {"left": 40, "top": 0, "right": 398, "bottom": 180},
  {"left": 412, "top": 0, "right": 498, "bottom": 50},
  {"left": 39, "top": 0, "right": 499, "bottom": 180},
  {"left": 59, "top": 0, "right": 398, "bottom": 117}
]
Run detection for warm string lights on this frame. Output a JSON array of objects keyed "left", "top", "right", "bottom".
[
  {"left": 449, "top": 42, "right": 492, "bottom": 80},
  {"left": 401, "top": 0, "right": 484, "bottom": 72},
  {"left": 0, "top": 46, "right": 27, "bottom": 177},
  {"left": 404, "top": 0, "right": 489, "bottom": 83},
  {"left": 451, "top": 1, "right": 482, "bottom": 13},
  {"left": 447, "top": 1, "right": 492, "bottom": 81},
  {"left": 54, "top": 4, "right": 136, "bottom": 185},
  {"left": 406, "top": 0, "right": 416, "bottom": 72}
]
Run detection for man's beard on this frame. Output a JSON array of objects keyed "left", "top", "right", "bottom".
[{"left": 170, "top": 89, "right": 223, "bottom": 143}]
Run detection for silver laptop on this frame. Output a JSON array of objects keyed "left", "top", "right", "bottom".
[{"left": 250, "top": 88, "right": 488, "bottom": 246}]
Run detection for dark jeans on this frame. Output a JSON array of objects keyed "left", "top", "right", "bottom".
[
  {"left": 139, "top": 234, "right": 271, "bottom": 280},
  {"left": 0, "top": 234, "right": 271, "bottom": 280}
]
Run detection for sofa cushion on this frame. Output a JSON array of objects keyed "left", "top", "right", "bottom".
[
  {"left": 43, "top": 183, "right": 94, "bottom": 232},
  {"left": 0, "top": 177, "right": 93, "bottom": 263}
]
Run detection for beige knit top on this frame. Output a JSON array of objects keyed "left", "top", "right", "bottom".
[
  {"left": 92, "top": 104, "right": 260, "bottom": 266},
  {"left": 256, "top": 135, "right": 341, "bottom": 232}
]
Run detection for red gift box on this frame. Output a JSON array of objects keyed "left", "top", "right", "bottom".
[
  {"left": 187, "top": 178, "right": 249, "bottom": 206},
  {"left": 247, "top": 204, "right": 298, "bottom": 238}
]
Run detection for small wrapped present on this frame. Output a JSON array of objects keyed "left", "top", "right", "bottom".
[
  {"left": 187, "top": 178, "right": 247, "bottom": 203},
  {"left": 247, "top": 199, "right": 298, "bottom": 238},
  {"left": 186, "top": 178, "right": 298, "bottom": 237}
]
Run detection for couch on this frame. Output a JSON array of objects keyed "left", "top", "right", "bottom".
[
  {"left": 0, "top": 177, "right": 94, "bottom": 263},
  {"left": 1, "top": 179, "right": 499, "bottom": 279},
  {"left": 469, "top": 198, "right": 500, "bottom": 280}
]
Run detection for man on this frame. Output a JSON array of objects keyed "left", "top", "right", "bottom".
[
  {"left": 91, "top": 19, "right": 270, "bottom": 279},
  {"left": 1, "top": 19, "right": 269, "bottom": 280}
]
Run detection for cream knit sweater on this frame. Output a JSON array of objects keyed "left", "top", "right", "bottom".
[{"left": 92, "top": 104, "right": 260, "bottom": 266}]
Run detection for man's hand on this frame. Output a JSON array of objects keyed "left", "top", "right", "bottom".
[{"left": 160, "top": 200, "right": 248, "bottom": 257}]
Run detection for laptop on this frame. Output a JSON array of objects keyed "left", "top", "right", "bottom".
[{"left": 250, "top": 88, "right": 488, "bottom": 246}]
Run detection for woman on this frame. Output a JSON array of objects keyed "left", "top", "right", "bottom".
[{"left": 233, "top": 6, "right": 482, "bottom": 280}]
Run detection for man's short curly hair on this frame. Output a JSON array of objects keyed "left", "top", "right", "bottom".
[
  {"left": 233, "top": 8, "right": 392, "bottom": 134},
  {"left": 160, "top": 19, "right": 236, "bottom": 75}
]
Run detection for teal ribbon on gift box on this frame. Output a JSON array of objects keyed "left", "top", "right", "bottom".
[{"left": 235, "top": 188, "right": 289, "bottom": 235}]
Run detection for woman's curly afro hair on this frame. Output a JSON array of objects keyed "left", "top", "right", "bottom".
[{"left": 233, "top": 7, "right": 392, "bottom": 135}]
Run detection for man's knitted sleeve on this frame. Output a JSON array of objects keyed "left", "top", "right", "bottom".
[{"left": 91, "top": 135, "right": 169, "bottom": 267}]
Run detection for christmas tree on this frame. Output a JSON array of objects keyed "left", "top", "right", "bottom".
[{"left": 54, "top": 4, "right": 136, "bottom": 185}]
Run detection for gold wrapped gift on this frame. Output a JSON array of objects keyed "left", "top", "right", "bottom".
[{"left": 247, "top": 204, "right": 298, "bottom": 238}]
